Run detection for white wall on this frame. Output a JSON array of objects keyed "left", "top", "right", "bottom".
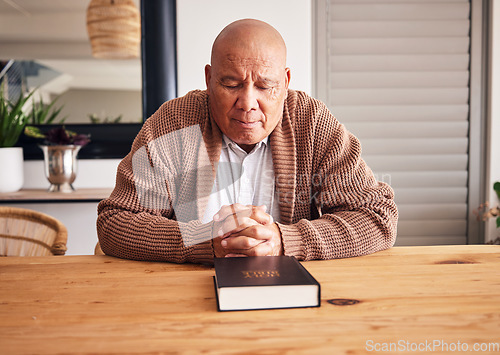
[
  {"left": 23, "top": 160, "right": 119, "bottom": 190},
  {"left": 486, "top": 2, "right": 500, "bottom": 242},
  {"left": 58, "top": 89, "right": 142, "bottom": 124},
  {"left": 176, "top": 0, "right": 312, "bottom": 96}
]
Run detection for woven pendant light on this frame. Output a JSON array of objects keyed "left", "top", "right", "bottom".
[{"left": 86, "top": 0, "right": 141, "bottom": 59}]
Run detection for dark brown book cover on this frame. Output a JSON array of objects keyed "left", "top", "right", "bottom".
[{"left": 213, "top": 256, "right": 321, "bottom": 311}]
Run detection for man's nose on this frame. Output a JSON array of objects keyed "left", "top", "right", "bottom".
[{"left": 235, "top": 86, "right": 259, "bottom": 112}]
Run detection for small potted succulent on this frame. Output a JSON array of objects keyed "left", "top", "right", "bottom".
[
  {"left": 0, "top": 82, "right": 35, "bottom": 193},
  {"left": 24, "top": 125, "right": 90, "bottom": 193}
]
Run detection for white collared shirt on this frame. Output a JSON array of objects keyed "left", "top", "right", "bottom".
[{"left": 201, "top": 135, "right": 281, "bottom": 223}]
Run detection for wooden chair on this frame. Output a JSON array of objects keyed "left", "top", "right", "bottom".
[{"left": 0, "top": 207, "right": 67, "bottom": 256}]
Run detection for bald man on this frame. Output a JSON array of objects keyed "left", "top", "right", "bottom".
[{"left": 97, "top": 19, "right": 398, "bottom": 263}]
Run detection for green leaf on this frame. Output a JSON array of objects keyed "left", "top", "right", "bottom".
[
  {"left": 24, "top": 126, "right": 46, "bottom": 139},
  {"left": 0, "top": 82, "right": 36, "bottom": 147},
  {"left": 28, "top": 94, "right": 66, "bottom": 125},
  {"left": 494, "top": 182, "right": 500, "bottom": 200},
  {"left": 46, "top": 106, "right": 68, "bottom": 124},
  {"left": 496, "top": 216, "right": 500, "bottom": 229}
]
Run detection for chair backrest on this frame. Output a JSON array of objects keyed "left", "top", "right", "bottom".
[{"left": 0, "top": 207, "right": 67, "bottom": 256}]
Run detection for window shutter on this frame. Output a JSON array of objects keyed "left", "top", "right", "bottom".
[{"left": 316, "top": 0, "right": 471, "bottom": 245}]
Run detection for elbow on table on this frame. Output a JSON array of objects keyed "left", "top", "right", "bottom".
[{"left": 381, "top": 211, "right": 398, "bottom": 251}]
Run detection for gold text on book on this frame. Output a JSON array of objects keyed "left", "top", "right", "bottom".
[{"left": 241, "top": 270, "right": 280, "bottom": 278}]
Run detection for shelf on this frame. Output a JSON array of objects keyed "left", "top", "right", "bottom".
[{"left": 0, "top": 188, "right": 113, "bottom": 203}]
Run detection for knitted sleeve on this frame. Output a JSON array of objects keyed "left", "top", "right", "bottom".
[
  {"left": 96, "top": 92, "right": 215, "bottom": 264},
  {"left": 278, "top": 92, "right": 398, "bottom": 260}
]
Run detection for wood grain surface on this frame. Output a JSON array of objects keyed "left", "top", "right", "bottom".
[
  {"left": 0, "top": 188, "right": 113, "bottom": 202},
  {"left": 0, "top": 245, "right": 499, "bottom": 354}
]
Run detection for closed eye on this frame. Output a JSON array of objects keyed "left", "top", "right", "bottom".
[{"left": 220, "top": 81, "right": 242, "bottom": 89}]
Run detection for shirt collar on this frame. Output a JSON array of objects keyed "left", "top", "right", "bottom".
[{"left": 222, "top": 134, "right": 269, "bottom": 154}]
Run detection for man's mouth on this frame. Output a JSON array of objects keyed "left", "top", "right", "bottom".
[{"left": 233, "top": 119, "right": 260, "bottom": 128}]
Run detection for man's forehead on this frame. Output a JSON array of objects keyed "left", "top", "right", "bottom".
[
  {"left": 214, "top": 44, "right": 285, "bottom": 65},
  {"left": 214, "top": 51, "right": 284, "bottom": 70},
  {"left": 225, "top": 54, "right": 274, "bottom": 66},
  {"left": 214, "top": 62, "right": 283, "bottom": 81},
  {"left": 218, "top": 73, "right": 281, "bottom": 85}
]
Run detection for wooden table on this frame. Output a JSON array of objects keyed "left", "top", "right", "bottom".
[{"left": 1, "top": 245, "right": 499, "bottom": 354}]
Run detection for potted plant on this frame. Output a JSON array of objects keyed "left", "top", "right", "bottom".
[
  {"left": 475, "top": 182, "right": 500, "bottom": 244},
  {"left": 29, "top": 95, "right": 67, "bottom": 125},
  {"left": 0, "top": 82, "right": 35, "bottom": 193},
  {"left": 88, "top": 112, "right": 122, "bottom": 124},
  {"left": 24, "top": 125, "right": 90, "bottom": 193}
]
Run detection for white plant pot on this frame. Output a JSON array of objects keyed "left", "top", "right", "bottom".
[{"left": 0, "top": 147, "right": 24, "bottom": 193}]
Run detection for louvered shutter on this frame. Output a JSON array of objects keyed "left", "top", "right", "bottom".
[{"left": 315, "top": 0, "right": 471, "bottom": 245}]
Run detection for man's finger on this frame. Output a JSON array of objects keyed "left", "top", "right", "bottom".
[
  {"left": 213, "top": 204, "right": 249, "bottom": 221},
  {"left": 213, "top": 204, "right": 268, "bottom": 223},
  {"left": 220, "top": 223, "right": 283, "bottom": 257},
  {"left": 225, "top": 224, "right": 275, "bottom": 241},
  {"left": 224, "top": 240, "right": 274, "bottom": 257},
  {"left": 225, "top": 253, "right": 247, "bottom": 258},
  {"left": 221, "top": 235, "right": 264, "bottom": 250},
  {"left": 217, "top": 217, "right": 258, "bottom": 238},
  {"left": 214, "top": 206, "right": 273, "bottom": 238}
]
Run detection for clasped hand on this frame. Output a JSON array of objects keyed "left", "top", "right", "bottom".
[{"left": 212, "top": 203, "right": 282, "bottom": 257}]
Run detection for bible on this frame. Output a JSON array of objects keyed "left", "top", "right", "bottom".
[{"left": 213, "top": 256, "right": 321, "bottom": 311}]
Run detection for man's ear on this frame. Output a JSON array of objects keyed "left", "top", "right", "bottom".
[
  {"left": 205, "top": 64, "right": 212, "bottom": 92},
  {"left": 284, "top": 67, "right": 291, "bottom": 90}
]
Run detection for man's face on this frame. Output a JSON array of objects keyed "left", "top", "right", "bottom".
[{"left": 205, "top": 43, "right": 290, "bottom": 153}]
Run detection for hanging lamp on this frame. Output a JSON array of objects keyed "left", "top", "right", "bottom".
[{"left": 86, "top": 0, "right": 141, "bottom": 59}]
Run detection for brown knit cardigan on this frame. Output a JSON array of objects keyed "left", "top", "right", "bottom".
[{"left": 97, "top": 89, "right": 398, "bottom": 264}]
